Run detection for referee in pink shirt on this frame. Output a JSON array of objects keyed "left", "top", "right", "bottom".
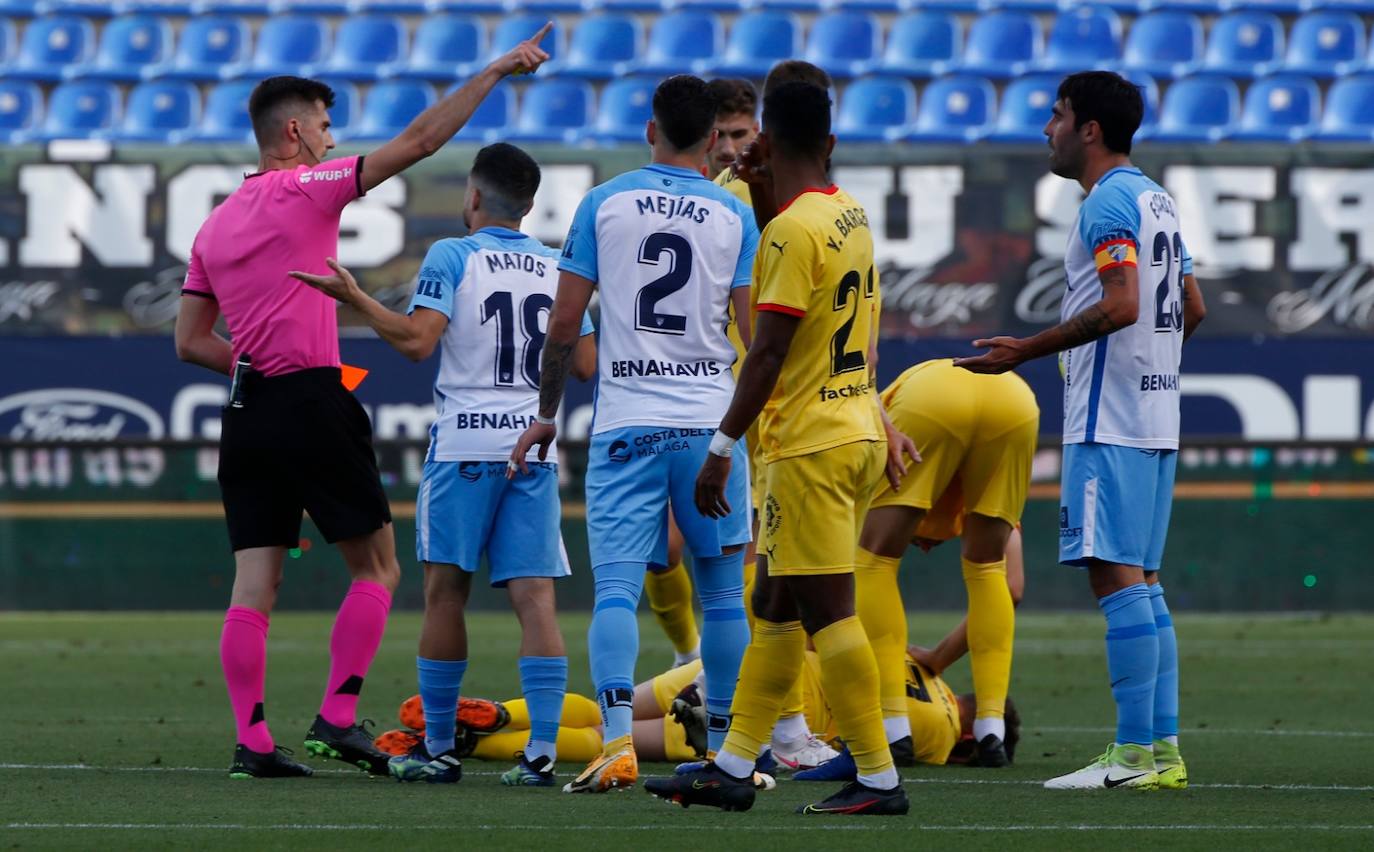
[{"left": 174, "top": 24, "right": 553, "bottom": 780}]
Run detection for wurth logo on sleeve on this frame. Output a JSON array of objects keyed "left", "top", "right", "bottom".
[{"left": 299, "top": 166, "right": 353, "bottom": 185}]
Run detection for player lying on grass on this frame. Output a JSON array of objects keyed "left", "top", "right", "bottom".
[
  {"left": 373, "top": 647, "right": 1019, "bottom": 775},
  {"left": 290, "top": 143, "right": 595, "bottom": 788}
]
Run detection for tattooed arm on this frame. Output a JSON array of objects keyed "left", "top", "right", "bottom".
[
  {"left": 508, "top": 272, "right": 595, "bottom": 475},
  {"left": 955, "top": 263, "right": 1140, "bottom": 374}
]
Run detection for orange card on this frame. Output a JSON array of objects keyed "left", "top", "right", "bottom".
[{"left": 340, "top": 364, "right": 369, "bottom": 391}]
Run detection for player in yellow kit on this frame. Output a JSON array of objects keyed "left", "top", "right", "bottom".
[{"left": 645, "top": 80, "right": 914, "bottom": 817}]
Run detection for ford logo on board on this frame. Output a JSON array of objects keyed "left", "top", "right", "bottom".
[{"left": 0, "top": 389, "right": 166, "bottom": 440}]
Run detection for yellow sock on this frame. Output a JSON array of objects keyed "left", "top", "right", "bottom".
[
  {"left": 813, "top": 616, "right": 895, "bottom": 782},
  {"left": 743, "top": 559, "right": 807, "bottom": 721},
  {"left": 720, "top": 619, "right": 805, "bottom": 764},
  {"left": 473, "top": 727, "right": 602, "bottom": 764},
  {"left": 962, "top": 557, "right": 1014, "bottom": 720},
  {"left": 742, "top": 558, "right": 757, "bottom": 633},
  {"left": 644, "top": 562, "right": 699, "bottom": 656},
  {"left": 855, "top": 548, "right": 908, "bottom": 723}
]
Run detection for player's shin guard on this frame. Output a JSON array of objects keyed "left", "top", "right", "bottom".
[
  {"left": 718, "top": 619, "right": 805, "bottom": 779},
  {"left": 645, "top": 561, "right": 700, "bottom": 659},
  {"left": 1098, "top": 583, "right": 1159, "bottom": 747},
  {"left": 320, "top": 580, "right": 392, "bottom": 728},
  {"left": 221, "top": 606, "right": 273, "bottom": 753},
  {"left": 1149, "top": 583, "right": 1179, "bottom": 742},
  {"left": 855, "top": 549, "right": 909, "bottom": 741},
  {"left": 694, "top": 549, "right": 750, "bottom": 755},
  {"left": 519, "top": 656, "right": 568, "bottom": 764},
  {"left": 963, "top": 557, "right": 1014, "bottom": 740},
  {"left": 589, "top": 561, "right": 644, "bottom": 747},
  {"left": 417, "top": 657, "right": 466, "bottom": 756},
  {"left": 813, "top": 616, "right": 898, "bottom": 790}
]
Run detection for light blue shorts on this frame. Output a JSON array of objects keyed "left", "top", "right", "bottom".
[
  {"left": 1059, "top": 442, "right": 1177, "bottom": 571},
  {"left": 416, "top": 460, "right": 571, "bottom": 587},
  {"left": 585, "top": 426, "right": 752, "bottom": 569}
]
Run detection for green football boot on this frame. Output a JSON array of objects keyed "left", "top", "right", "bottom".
[{"left": 1153, "top": 739, "right": 1188, "bottom": 790}]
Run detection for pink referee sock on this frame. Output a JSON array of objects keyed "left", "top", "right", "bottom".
[
  {"left": 221, "top": 606, "right": 273, "bottom": 753},
  {"left": 319, "top": 580, "right": 393, "bottom": 728}
]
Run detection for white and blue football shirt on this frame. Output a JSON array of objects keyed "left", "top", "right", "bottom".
[
  {"left": 1061, "top": 166, "right": 1193, "bottom": 450},
  {"left": 409, "top": 226, "right": 594, "bottom": 462},
  {"left": 558, "top": 163, "right": 760, "bottom": 435}
]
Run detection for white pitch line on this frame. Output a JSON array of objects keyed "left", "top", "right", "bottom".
[
  {"left": 4, "top": 823, "right": 1373, "bottom": 833},
  {"left": 1, "top": 764, "right": 1370, "bottom": 792}
]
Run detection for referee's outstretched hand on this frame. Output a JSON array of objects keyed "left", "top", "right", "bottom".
[
  {"left": 490, "top": 21, "right": 554, "bottom": 78},
  {"left": 508, "top": 420, "right": 556, "bottom": 479}
]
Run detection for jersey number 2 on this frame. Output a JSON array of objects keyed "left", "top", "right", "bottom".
[
  {"left": 831, "top": 266, "right": 875, "bottom": 376},
  {"left": 480, "top": 291, "right": 552, "bottom": 389},
  {"left": 635, "top": 233, "right": 691, "bottom": 336}
]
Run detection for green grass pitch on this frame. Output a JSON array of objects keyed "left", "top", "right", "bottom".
[{"left": 2, "top": 610, "right": 1372, "bottom": 851}]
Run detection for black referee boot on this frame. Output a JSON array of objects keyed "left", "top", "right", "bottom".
[
  {"left": 229, "top": 744, "right": 313, "bottom": 779},
  {"left": 303, "top": 716, "right": 391, "bottom": 776}
]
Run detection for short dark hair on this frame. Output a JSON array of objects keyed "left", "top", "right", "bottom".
[
  {"left": 248, "top": 76, "right": 335, "bottom": 146},
  {"left": 1056, "top": 71, "right": 1143, "bottom": 155},
  {"left": 762, "top": 81, "right": 831, "bottom": 159},
  {"left": 764, "top": 60, "right": 832, "bottom": 96},
  {"left": 652, "top": 74, "right": 718, "bottom": 151},
  {"left": 469, "top": 143, "right": 541, "bottom": 221},
  {"left": 707, "top": 78, "right": 757, "bottom": 120}
]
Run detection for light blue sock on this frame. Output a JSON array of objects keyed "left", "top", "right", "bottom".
[
  {"left": 693, "top": 548, "right": 749, "bottom": 755},
  {"left": 417, "top": 656, "right": 466, "bottom": 756},
  {"left": 1097, "top": 583, "right": 1158, "bottom": 747},
  {"left": 519, "top": 655, "right": 567, "bottom": 763},
  {"left": 589, "top": 560, "right": 643, "bottom": 744},
  {"left": 1149, "top": 583, "right": 1179, "bottom": 740}
]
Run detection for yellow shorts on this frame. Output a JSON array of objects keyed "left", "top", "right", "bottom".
[
  {"left": 871, "top": 359, "right": 1039, "bottom": 541},
  {"left": 760, "top": 440, "right": 886, "bottom": 576}
]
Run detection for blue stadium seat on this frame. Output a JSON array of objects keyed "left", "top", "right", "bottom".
[
  {"left": 188, "top": 79, "right": 254, "bottom": 142},
  {"left": 636, "top": 10, "right": 720, "bottom": 75},
  {"left": 520, "top": 0, "right": 587, "bottom": 11},
  {"left": 72, "top": 14, "right": 171, "bottom": 82},
  {"left": 120, "top": 0, "right": 195, "bottom": 14},
  {"left": 595, "top": 0, "right": 664, "bottom": 11},
  {"left": 872, "top": 12, "right": 961, "bottom": 79},
  {"left": 1283, "top": 12, "right": 1365, "bottom": 78},
  {"left": 36, "top": 0, "right": 116, "bottom": 17},
  {"left": 804, "top": 11, "right": 880, "bottom": 80},
  {"left": 230, "top": 16, "right": 328, "bottom": 80},
  {"left": 315, "top": 77, "right": 359, "bottom": 140},
  {"left": 427, "top": 0, "right": 502, "bottom": 11},
  {"left": 1148, "top": 0, "right": 1225, "bottom": 11},
  {"left": 836, "top": 76, "right": 916, "bottom": 142},
  {"left": 555, "top": 14, "right": 640, "bottom": 80},
  {"left": 908, "top": 75, "right": 995, "bottom": 142},
  {"left": 708, "top": 10, "right": 799, "bottom": 78},
  {"left": 488, "top": 14, "right": 561, "bottom": 66},
  {"left": 831, "top": 0, "right": 903, "bottom": 10},
  {"left": 1037, "top": 6, "right": 1122, "bottom": 73},
  {"left": 0, "top": 0, "right": 38, "bottom": 15},
  {"left": 1123, "top": 11, "right": 1203, "bottom": 80},
  {"left": 452, "top": 80, "right": 512, "bottom": 142},
  {"left": 1204, "top": 12, "right": 1285, "bottom": 79},
  {"left": 996, "top": 0, "right": 1061, "bottom": 9},
  {"left": 8, "top": 15, "right": 95, "bottom": 82},
  {"left": 310, "top": 15, "right": 406, "bottom": 82},
  {"left": 109, "top": 80, "right": 198, "bottom": 142},
  {"left": 1125, "top": 70, "right": 1161, "bottom": 132},
  {"left": 1223, "top": 0, "right": 1302, "bottom": 12},
  {"left": 1231, "top": 74, "right": 1320, "bottom": 141},
  {"left": 144, "top": 15, "right": 247, "bottom": 82},
  {"left": 674, "top": 0, "right": 744, "bottom": 9},
  {"left": 352, "top": 0, "right": 429, "bottom": 12},
  {"left": 354, "top": 80, "right": 436, "bottom": 140},
  {"left": 32, "top": 80, "right": 118, "bottom": 140},
  {"left": 0, "top": 17, "right": 15, "bottom": 64},
  {"left": 268, "top": 0, "right": 347, "bottom": 13},
  {"left": 395, "top": 15, "right": 483, "bottom": 82},
  {"left": 1316, "top": 73, "right": 1374, "bottom": 140},
  {"left": 985, "top": 73, "right": 1057, "bottom": 143},
  {"left": 957, "top": 12, "right": 1041, "bottom": 79},
  {"left": 512, "top": 79, "right": 592, "bottom": 143},
  {"left": 0, "top": 80, "right": 43, "bottom": 143},
  {"left": 193, "top": 0, "right": 272, "bottom": 14},
  {"left": 1151, "top": 74, "right": 1240, "bottom": 142},
  {"left": 585, "top": 76, "right": 655, "bottom": 143},
  {"left": 752, "top": 0, "right": 821, "bottom": 10},
  {"left": 916, "top": 0, "right": 981, "bottom": 10}
]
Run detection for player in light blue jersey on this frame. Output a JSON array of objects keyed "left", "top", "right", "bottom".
[
  {"left": 292, "top": 143, "right": 596, "bottom": 788},
  {"left": 511, "top": 75, "right": 760, "bottom": 794},
  {"left": 955, "top": 71, "right": 1206, "bottom": 791}
]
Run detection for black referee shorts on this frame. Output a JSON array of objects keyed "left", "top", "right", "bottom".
[{"left": 218, "top": 367, "right": 392, "bottom": 552}]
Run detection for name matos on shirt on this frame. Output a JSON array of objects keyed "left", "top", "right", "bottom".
[
  {"left": 1060, "top": 166, "right": 1192, "bottom": 450},
  {"left": 182, "top": 156, "right": 366, "bottom": 378},
  {"left": 558, "top": 163, "right": 760, "bottom": 435},
  {"left": 409, "top": 227, "right": 594, "bottom": 463}
]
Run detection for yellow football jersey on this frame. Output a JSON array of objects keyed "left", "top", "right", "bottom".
[
  {"left": 715, "top": 167, "right": 752, "bottom": 371},
  {"left": 714, "top": 165, "right": 753, "bottom": 205},
  {"left": 752, "top": 185, "right": 882, "bottom": 462}
]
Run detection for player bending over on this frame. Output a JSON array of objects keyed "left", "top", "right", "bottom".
[
  {"left": 957, "top": 71, "right": 1205, "bottom": 791},
  {"left": 174, "top": 25, "right": 553, "bottom": 780},
  {"left": 511, "top": 75, "right": 759, "bottom": 794},
  {"left": 291, "top": 143, "right": 594, "bottom": 787},
  {"left": 646, "top": 81, "right": 914, "bottom": 817}
]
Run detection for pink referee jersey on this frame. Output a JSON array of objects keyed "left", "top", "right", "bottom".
[{"left": 182, "top": 155, "right": 366, "bottom": 378}]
